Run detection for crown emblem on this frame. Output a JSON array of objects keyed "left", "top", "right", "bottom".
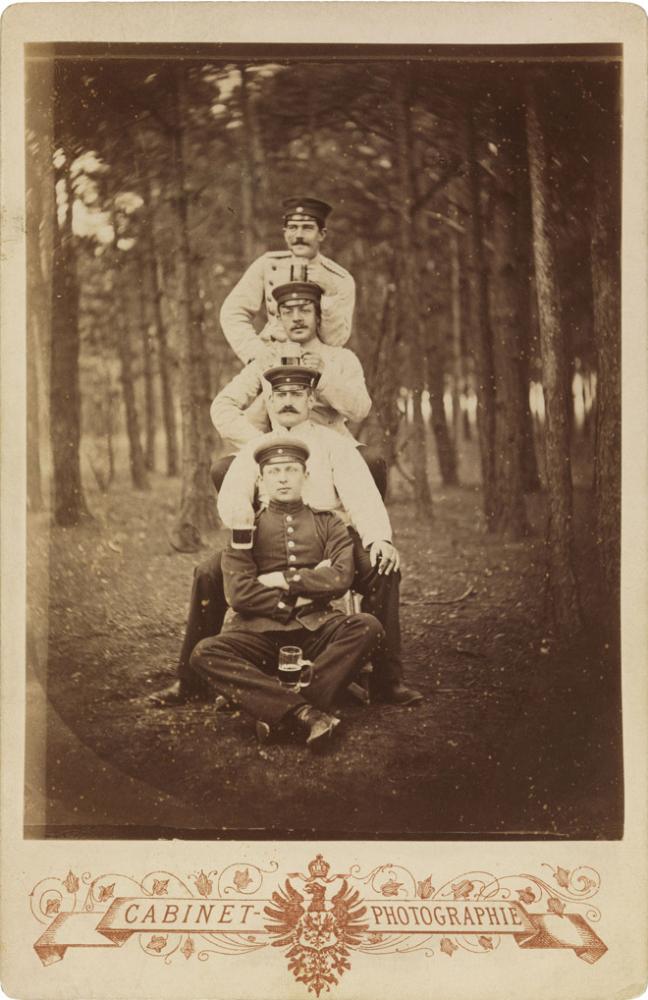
[{"left": 307, "top": 854, "right": 330, "bottom": 881}]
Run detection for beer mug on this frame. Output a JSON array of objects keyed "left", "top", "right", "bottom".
[
  {"left": 278, "top": 646, "right": 313, "bottom": 692},
  {"left": 280, "top": 343, "right": 302, "bottom": 367},
  {"left": 289, "top": 264, "right": 309, "bottom": 282},
  {"left": 231, "top": 527, "right": 255, "bottom": 550}
]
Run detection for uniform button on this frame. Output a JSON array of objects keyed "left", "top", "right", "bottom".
[
  {"left": 272, "top": 265, "right": 277, "bottom": 271},
  {"left": 286, "top": 516, "right": 293, "bottom": 523},
  {"left": 289, "top": 555, "right": 296, "bottom": 562},
  {"left": 277, "top": 601, "right": 286, "bottom": 609},
  {"left": 293, "top": 574, "right": 301, "bottom": 582},
  {"left": 288, "top": 540, "right": 295, "bottom": 548},
  {"left": 287, "top": 526, "right": 294, "bottom": 534}
]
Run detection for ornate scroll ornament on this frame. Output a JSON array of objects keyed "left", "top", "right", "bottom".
[{"left": 30, "top": 857, "right": 607, "bottom": 994}]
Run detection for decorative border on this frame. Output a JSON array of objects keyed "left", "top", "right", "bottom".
[{"left": 30, "top": 856, "right": 606, "bottom": 995}]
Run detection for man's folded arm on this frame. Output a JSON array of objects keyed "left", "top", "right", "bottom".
[
  {"left": 223, "top": 547, "right": 296, "bottom": 623},
  {"left": 210, "top": 364, "right": 265, "bottom": 449},
  {"left": 318, "top": 270, "right": 356, "bottom": 347},
  {"left": 316, "top": 350, "right": 371, "bottom": 423},
  {"left": 219, "top": 256, "right": 267, "bottom": 363}
]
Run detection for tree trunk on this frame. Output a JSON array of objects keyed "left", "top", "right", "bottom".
[
  {"left": 514, "top": 148, "right": 542, "bottom": 493},
  {"left": 151, "top": 251, "right": 179, "bottom": 477},
  {"left": 488, "top": 108, "right": 528, "bottom": 537},
  {"left": 238, "top": 65, "right": 269, "bottom": 260},
  {"left": 170, "top": 66, "right": 217, "bottom": 541},
  {"left": 427, "top": 336, "right": 458, "bottom": 486},
  {"left": 464, "top": 101, "right": 497, "bottom": 521},
  {"left": 104, "top": 374, "right": 116, "bottom": 487},
  {"left": 368, "top": 280, "right": 401, "bottom": 480},
  {"left": 26, "top": 172, "right": 45, "bottom": 512},
  {"left": 525, "top": 78, "right": 582, "bottom": 635},
  {"left": 519, "top": 358, "right": 541, "bottom": 492},
  {"left": 135, "top": 257, "right": 157, "bottom": 472},
  {"left": 136, "top": 130, "right": 179, "bottom": 477},
  {"left": 393, "top": 71, "right": 433, "bottom": 521},
  {"left": 239, "top": 65, "right": 270, "bottom": 250},
  {"left": 27, "top": 311, "right": 44, "bottom": 512},
  {"left": 49, "top": 154, "right": 90, "bottom": 525},
  {"left": 590, "top": 92, "right": 621, "bottom": 602},
  {"left": 114, "top": 252, "right": 149, "bottom": 490},
  {"left": 449, "top": 227, "right": 464, "bottom": 452}
]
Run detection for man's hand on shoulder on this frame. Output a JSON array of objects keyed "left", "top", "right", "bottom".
[
  {"left": 305, "top": 260, "right": 337, "bottom": 296},
  {"left": 257, "top": 571, "right": 289, "bottom": 590},
  {"left": 301, "top": 349, "right": 325, "bottom": 373},
  {"left": 369, "top": 540, "right": 400, "bottom": 575}
]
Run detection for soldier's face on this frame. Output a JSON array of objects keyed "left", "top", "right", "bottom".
[
  {"left": 261, "top": 461, "right": 307, "bottom": 502},
  {"left": 270, "top": 387, "right": 312, "bottom": 427},
  {"left": 279, "top": 301, "right": 319, "bottom": 343},
  {"left": 282, "top": 219, "right": 325, "bottom": 259}
]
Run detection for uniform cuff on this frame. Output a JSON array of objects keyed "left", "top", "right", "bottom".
[
  {"left": 283, "top": 568, "right": 308, "bottom": 597},
  {"left": 274, "top": 593, "right": 298, "bottom": 622}
]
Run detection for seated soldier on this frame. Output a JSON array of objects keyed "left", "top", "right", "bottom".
[
  {"left": 187, "top": 438, "right": 384, "bottom": 750},
  {"left": 212, "top": 280, "right": 386, "bottom": 497},
  {"left": 150, "top": 365, "right": 422, "bottom": 709}
]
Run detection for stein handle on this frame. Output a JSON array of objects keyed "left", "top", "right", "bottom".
[{"left": 297, "top": 659, "right": 314, "bottom": 689}]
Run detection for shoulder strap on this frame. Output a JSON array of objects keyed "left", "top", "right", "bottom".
[{"left": 319, "top": 254, "right": 350, "bottom": 279}]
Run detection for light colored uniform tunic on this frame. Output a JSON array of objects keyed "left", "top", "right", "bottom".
[
  {"left": 217, "top": 421, "right": 392, "bottom": 549},
  {"left": 210, "top": 340, "right": 371, "bottom": 450},
  {"left": 219, "top": 250, "right": 356, "bottom": 363}
]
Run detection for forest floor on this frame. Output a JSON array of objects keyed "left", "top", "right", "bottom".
[{"left": 25, "top": 448, "right": 622, "bottom": 841}]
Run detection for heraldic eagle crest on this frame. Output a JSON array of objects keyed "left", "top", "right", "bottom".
[{"left": 263, "top": 855, "right": 369, "bottom": 996}]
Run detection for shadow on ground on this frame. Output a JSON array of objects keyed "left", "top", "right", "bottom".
[{"left": 25, "top": 472, "right": 623, "bottom": 840}]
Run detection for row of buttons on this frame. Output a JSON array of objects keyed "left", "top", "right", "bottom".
[{"left": 285, "top": 515, "right": 296, "bottom": 561}]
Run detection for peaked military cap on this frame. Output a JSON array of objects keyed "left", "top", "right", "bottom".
[
  {"left": 271, "top": 280, "right": 323, "bottom": 308},
  {"left": 253, "top": 436, "right": 310, "bottom": 469},
  {"left": 263, "top": 365, "right": 321, "bottom": 391},
  {"left": 282, "top": 197, "right": 332, "bottom": 227}
]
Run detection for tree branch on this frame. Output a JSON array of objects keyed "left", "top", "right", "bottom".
[
  {"left": 412, "top": 156, "right": 464, "bottom": 212},
  {"left": 421, "top": 209, "right": 465, "bottom": 234}
]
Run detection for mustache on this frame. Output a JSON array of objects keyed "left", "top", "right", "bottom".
[
  {"left": 279, "top": 406, "right": 299, "bottom": 414},
  {"left": 292, "top": 239, "right": 307, "bottom": 245}
]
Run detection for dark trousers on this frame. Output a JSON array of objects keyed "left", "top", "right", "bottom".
[
  {"left": 211, "top": 447, "right": 387, "bottom": 499},
  {"left": 177, "top": 530, "right": 404, "bottom": 697},
  {"left": 188, "top": 613, "right": 383, "bottom": 725}
]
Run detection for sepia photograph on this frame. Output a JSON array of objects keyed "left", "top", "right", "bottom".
[{"left": 23, "top": 39, "right": 623, "bottom": 842}]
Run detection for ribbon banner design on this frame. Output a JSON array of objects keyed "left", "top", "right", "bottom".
[{"left": 30, "top": 856, "right": 606, "bottom": 994}]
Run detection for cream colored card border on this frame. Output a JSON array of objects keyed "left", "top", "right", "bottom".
[{"left": 2, "top": 4, "right": 647, "bottom": 998}]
